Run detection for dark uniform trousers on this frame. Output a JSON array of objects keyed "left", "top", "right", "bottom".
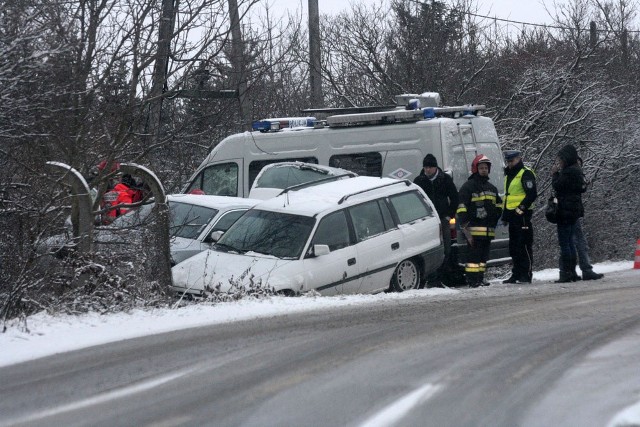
[
  {"left": 508, "top": 214, "right": 534, "bottom": 281},
  {"left": 465, "top": 238, "right": 491, "bottom": 285}
]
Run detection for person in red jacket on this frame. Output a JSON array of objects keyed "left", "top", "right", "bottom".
[{"left": 104, "top": 174, "right": 139, "bottom": 222}]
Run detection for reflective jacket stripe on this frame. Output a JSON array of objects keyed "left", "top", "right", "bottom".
[
  {"left": 468, "top": 226, "right": 495, "bottom": 237},
  {"left": 465, "top": 262, "right": 487, "bottom": 273}
]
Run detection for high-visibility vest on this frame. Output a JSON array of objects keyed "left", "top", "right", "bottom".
[{"left": 504, "top": 167, "right": 535, "bottom": 210}]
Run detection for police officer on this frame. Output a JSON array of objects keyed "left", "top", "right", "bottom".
[
  {"left": 456, "top": 154, "right": 502, "bottom": 287},
  {"left": 414, "top": 154, "right": 459, "bottom": 286},
  {"left": 502, "top": 150, "right": 537, "bottom": 283}
]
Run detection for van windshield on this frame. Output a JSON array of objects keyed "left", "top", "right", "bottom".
[{"left": 217, "top": 209, "right": 315, "bottom": 259}]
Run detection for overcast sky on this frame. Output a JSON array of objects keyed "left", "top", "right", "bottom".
[{"left": 275, "top": 0, "right": 558, "bottom": 25}]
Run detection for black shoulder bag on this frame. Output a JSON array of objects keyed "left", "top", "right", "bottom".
[{"left": 545, "top": 194, "right": 558, "bottom": 224}]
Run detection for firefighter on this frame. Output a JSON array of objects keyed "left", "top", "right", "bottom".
[
  {"left": 502, "top": 150, "right": 537, "bottom": 284},
  {"left": 456, "top": 154, "right": 503, "bottom": 287}
]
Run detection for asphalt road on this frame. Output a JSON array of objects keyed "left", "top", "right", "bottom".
[{"left": 2, "top": 269, "right": 640, "bottom": 427}]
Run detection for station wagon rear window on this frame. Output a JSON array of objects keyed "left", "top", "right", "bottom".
[{"left": 389, "top": 191, "right": 433, "bottom": 224}]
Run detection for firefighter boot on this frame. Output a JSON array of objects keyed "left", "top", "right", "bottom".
[
  {"left": 478, "top": 272, "right": 490, "bottom": 287},
  {"left": 466, "top": 273, "right": 480, "bottom": 288}
]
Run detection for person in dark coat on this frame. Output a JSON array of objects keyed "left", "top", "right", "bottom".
[
  {"left": 502, "top": 150, "right": 537, "bottom": 284},
  {"left": 551, "top": 144, "right": 587, "bottom": 283},
  {"left": 571, "top": 156, "right": 604, "bottom": 281},
  {"left": 456, "top": 154, "right": 503, "bottom": 287},
  {"left": 414, "top": 154, "right": 459, "bottom": 286}
]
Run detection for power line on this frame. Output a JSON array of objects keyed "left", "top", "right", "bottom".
[
  {"left": 467, "top": 11, "right": 640, "bottom": 34},
  {"left": 403, "top": 0, "right": 640, "bottom": 34}
]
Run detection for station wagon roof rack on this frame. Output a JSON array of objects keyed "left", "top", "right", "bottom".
[
  {"left": 338, "top": 179, "right": 412, "bottom": 204},
  {"left": 278, "top": 173, "right": 357, "bottom": 196}
]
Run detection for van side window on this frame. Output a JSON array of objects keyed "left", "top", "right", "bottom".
[
  {"left": 249, "top": 157, "right": 317, "bottom": 188},
  {"left": 187, "top": 163, "right": 238, "bottom": 196},
  {"left": 310, "top": 211, "right": 351, "bottom": 252},
  {"left": 388, "top": 191, "right": 433, "bottom": 224},
  {"left": 329, "top": 153, "right": 382, "bottom": 177},
  {"left": 349, "top": 200, "right": 387, "bottom": 242}
]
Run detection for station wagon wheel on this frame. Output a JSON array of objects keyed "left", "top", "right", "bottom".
[{"left": 390, "top": 259, "right": 420, "bottom": 292}]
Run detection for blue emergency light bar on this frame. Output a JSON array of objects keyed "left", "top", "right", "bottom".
[{"left": 252, "top": 117, "right": 317, "bottom": 132}]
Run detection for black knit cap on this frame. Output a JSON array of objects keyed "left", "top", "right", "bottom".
[{"left": 423, "top": 154, "right": 438, "bottom": 167}]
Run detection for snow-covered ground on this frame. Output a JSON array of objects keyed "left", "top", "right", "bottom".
[{"left": 1, "top": 261, "right": 632, "bottom": 369}]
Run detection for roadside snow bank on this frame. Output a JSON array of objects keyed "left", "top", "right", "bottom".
[
  {"left": 0, "top": 261, "right": 632, "bottom": 368},
  {"left": 0, "top": 287, "right": 456, "bottom": 368}
]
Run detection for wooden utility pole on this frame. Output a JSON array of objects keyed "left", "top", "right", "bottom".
[
  {"left": 622, "top": 28, "right": 629, "bottom": 67},
  {"left": 228, "top": 0, "right": 249, "bottom": 130},
  {"left": 309, "top": 0, "right": 323, "bottom": 108},
  {"left": 590, "top": 21, "right": 597, "bottom": 50},
  {"left": 148, "top": 0, "right": 176, "bottom": 145}
]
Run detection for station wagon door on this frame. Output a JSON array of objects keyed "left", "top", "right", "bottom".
[
  {"left": 302, "top": 210, "right": 359, "bottom": 295},
  {"left": 346, "top": 199, "right": 403, "bottom": 294},
  {"left": 388, "top": 190, "right": 442, "bottom": 274}
]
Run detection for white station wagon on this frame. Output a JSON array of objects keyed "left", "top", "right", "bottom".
[{"left": 171, "top": 177, "right": 444, "bottom": 296}]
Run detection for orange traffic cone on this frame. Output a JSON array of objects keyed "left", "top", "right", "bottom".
[{"left": 635, "top": 239, "right": 640, "bottom": 269}]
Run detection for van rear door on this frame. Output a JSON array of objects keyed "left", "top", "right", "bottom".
[{"left": 381, "top": 149, "right": 423, "bottom": 181}]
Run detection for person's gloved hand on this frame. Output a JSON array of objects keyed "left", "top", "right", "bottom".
[{"left": 515, "top": 205, "right": 525, "bottom": 216}]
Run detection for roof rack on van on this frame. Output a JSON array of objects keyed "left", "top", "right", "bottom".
[
  {"left": 301, "top": 105, "right": 397, "bottom": 115},
  {"left": 338, "top": 180, "right": 411, "bottom": 204},
  {"left": 278, "top": 173, "right": 357, "bottom": 196},
  {"left": 327, "top": 105, "right": 486, "bottom": 128}
]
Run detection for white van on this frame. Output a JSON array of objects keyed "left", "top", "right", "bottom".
[
  {"left": 183, "top": 93, "right": 510, "bottom": 267},
  {"left": 171, "top": 177, "right": 443, "bottom": 296}
]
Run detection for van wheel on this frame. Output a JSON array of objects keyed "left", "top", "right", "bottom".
[{"left": 390, "top": 259, "right": 420, "bottom": 292}]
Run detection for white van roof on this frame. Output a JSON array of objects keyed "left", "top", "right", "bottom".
[{"left": 253, "top": 176, "right": 415, "bottom": 217}]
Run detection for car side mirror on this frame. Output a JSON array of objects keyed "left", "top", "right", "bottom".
[
  {"left": 312, "top": 244, "right": 330, "bottom": 257},
  {"left": 207, "top": 230, "right": 224, "bottom": 243}
]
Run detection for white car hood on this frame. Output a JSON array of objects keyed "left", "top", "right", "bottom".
[
  {"left": 171, "top": 249, "right": 300, "bottom": 294},
  {"left": 171, "top": 236, "right": 199, "bottom": 251}
]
